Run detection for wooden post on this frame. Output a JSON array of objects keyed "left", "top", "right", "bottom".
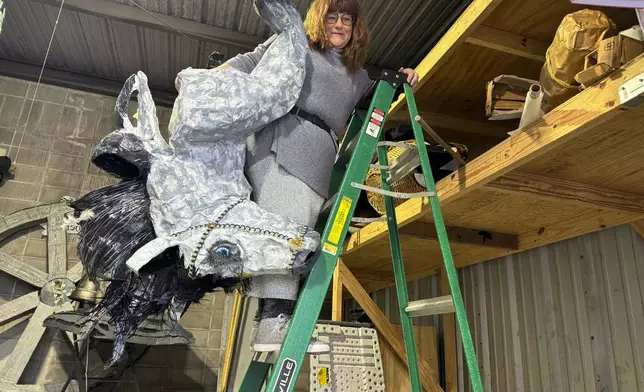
[
  {"left": 220, "top": 289, "right": 242, "bottom": 392},
  {"left": 631, "top": 219, "right": 644, "bottom": 239},
  {"left": 332, "top": 263, "right": 343, "bottom": 321},
  {"left": 440, "top": 269, "right": 457, "bottom": 392}
]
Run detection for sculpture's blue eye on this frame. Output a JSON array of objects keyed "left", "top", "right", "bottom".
[{"left": 215, "top": 246, "right": 231, "bottom": 258}]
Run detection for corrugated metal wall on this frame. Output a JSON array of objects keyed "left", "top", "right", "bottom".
[{"left": 350, "top": 224, "right": 644, "bottom": 392}]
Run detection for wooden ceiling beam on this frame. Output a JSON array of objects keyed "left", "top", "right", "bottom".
[
  {"left": 351, "top": 268, "right": 398, "bottom": 283},
  {"left": 389, "top": 0, "right": 505, "bottom": 118},
  {"left": 399, "top": 221, "right": 519, "bottom": 250},
  {"left": 466, "top": 25, "right": 549, "bottom": 62},
  {"left": 388, "top": 110, "right": 511, "bottom": 138},
  {"left": 28, "top": 0, "right": 264, "bottom": 50},
  {"left": 486, "top": 171, "right": 644, "bottom": 215},
  {"left": 345, "top": 56, "right": 644, "bottom": 255}
]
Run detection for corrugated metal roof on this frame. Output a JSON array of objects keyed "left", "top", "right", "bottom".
[
  {"left": 0, "top": 0, "right": 470, "bottom": 97},
  {"left": 0, "top": 0, "right": 240, "bottom": 90},
  {"left": 108, "top": 0, "right": 279, "bottom": 36},
  {"left": 358, "top": 224, "right": 644, "bottom": 391}
]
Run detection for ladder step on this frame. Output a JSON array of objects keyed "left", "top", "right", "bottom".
[
  {"left": 406, "top": 296, "right": 454, "bottom": 317},
  {"left": 377, "top": 141, "right": 416, "bottom": 149},
  {"left": 351, "top": 182, "right": 436, "bottom": 198},
  {"left": 350, "top": 216, "right": 387, "bottom": 223},
  {"left": 386, "top": 147, "right": 421, "bottom": 185}
]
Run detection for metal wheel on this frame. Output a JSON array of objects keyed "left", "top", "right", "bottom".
[
  {"left": 0, "top": 201, "right": 193, "bottom": 391},
  {"left": 0, "top": 202, "right": 85, "bottom": 391}
]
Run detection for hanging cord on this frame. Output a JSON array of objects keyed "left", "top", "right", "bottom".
[{"left": 15, "top": 0, "right": 66, "bottom": 151}]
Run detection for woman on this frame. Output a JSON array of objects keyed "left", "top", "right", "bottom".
[{"left": 220, "top": 0, "right": 419, "bottom": 353}]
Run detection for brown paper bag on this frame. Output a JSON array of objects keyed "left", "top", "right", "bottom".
[{"left": 539, "top": 9, "right": 615, "bottom": 113}]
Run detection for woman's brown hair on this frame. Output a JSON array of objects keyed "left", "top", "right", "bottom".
[{"left": 303, "top": 0, "right": 370, "bottom": 73}]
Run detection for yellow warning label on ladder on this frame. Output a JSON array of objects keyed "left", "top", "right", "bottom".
[{"left": 328, "top": 196, "right": 352, "bottom": 244}]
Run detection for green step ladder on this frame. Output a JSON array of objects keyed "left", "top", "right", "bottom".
[{"left": 240, "top": 70, "right": 484, "bottom": 392}]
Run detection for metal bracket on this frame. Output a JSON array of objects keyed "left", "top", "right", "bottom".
[
  {"left": 379, "top": 69, "right": 408, "bottom": 89},
  {"left": 619, "top": 72, "right": 644, "bottom": 107}
]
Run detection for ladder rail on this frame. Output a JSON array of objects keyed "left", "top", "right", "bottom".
[
  {"left": 326, "top": 110, "right": 366, "bottom": 205},
  {"left": 377, "top": 134, "right": 422, "bottom": 391},
  {"left": 404, "top": 84, "right": 484, "bottom": 392}
]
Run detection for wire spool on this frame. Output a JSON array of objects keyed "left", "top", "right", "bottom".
[{"left": 365, "top": 140, "right": 426, "bottom": 215}]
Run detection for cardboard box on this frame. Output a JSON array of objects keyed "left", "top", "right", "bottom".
[
  {"left": 485, "top": 75, "right": 539, "bottom": 120},
  {"left": 575, "top": 29, "right": 644, "bottom": 88}
]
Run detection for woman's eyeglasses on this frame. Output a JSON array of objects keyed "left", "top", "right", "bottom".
[{"left": 325, "top": 12, "right": 354, "bottom": 26}]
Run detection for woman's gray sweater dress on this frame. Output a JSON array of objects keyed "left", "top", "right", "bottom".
[{"left": 225, "top": 35, "right": 372, "bottom": 300}]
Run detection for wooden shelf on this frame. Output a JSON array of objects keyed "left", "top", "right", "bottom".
[{"left": 340, "top": 0, "right": 644, "bottom": 294}]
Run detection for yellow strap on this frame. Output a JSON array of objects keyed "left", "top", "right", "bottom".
[{"left": 545, "top": 50, "right": 577, "bottom": 90}]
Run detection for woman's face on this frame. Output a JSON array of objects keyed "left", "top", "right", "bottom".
[{"left": 324, "top": 11, "right": 353, "bottom": 49}]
